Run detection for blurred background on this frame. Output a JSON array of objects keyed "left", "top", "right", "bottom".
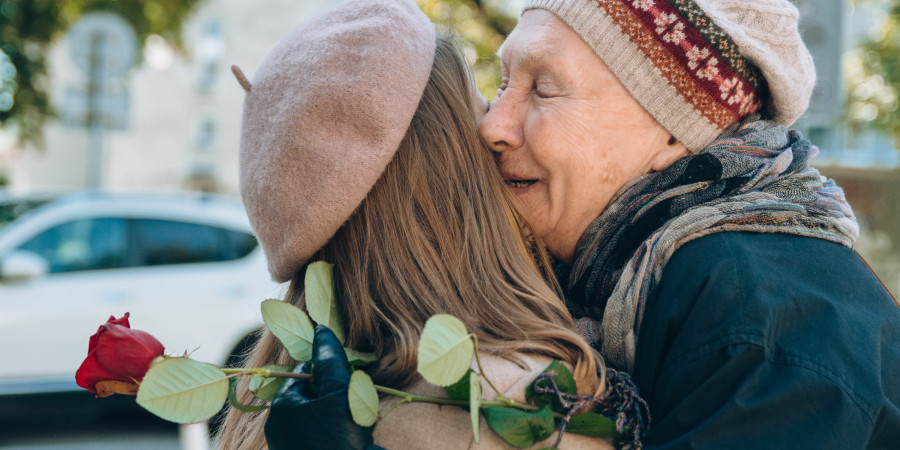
[{"left": 0, "top": 0, "right": 897, "bottom": 448}]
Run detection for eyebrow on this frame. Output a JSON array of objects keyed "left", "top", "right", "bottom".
[{"left": 497, "top": 41, "right": 552, "bottom": 72}]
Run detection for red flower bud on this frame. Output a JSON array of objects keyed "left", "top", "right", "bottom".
[{"left": 75, "top": 313, "right": 165, "bottom": 396}]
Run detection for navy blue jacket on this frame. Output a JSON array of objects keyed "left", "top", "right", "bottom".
[{"left": 632, "top": 231, "right": 900, "bottom": 449}]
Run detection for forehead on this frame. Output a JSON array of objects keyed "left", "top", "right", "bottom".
[{"left": 497, "top": 10, "right": 566, "bottom": 66}]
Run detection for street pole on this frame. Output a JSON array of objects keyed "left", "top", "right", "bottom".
[
  {"left": 66, "top": 12, "right": 136, "bottom": 190},
  {"left": 86, "top": 31, "right": 105, "bottom": 189}
]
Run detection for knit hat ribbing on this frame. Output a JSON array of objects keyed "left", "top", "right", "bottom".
[
  {"left": 523, "top": 0, "right": 816, "bottom": 153},
  {"left": 237, "top": 0, "right": 436, "bottom": 282}
]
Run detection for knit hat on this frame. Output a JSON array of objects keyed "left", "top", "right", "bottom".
[
  {"left": 523, "top": 0, "right": 816, "bottom": 152},
  {"left": 235, "top": 0, "right": 436, "bottom": 282}
]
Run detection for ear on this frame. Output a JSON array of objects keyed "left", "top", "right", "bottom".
[
  {"left": 650, "top": 136, "right": 690, "bottom": 172},
  {"left": 231, "top": 65, "right": 252, "bottom": 92}
]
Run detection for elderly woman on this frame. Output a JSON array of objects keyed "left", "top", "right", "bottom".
[
  {"left": 479, "top": 1, "right": 899, "bottom": 447},
  {"left": 271, "top": 0, "right": 900, "bottom": 448}
]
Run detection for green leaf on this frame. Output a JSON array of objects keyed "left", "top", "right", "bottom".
[
  {"left": 227, "top": 378, "right": 267, "bottom": 413},
  {"left": 348, "top": 370, "right": 379, "bottom": 427},
  {"left": 443, "top": 369, "right": 482, "bottom": 442},
  {"left": 469, "top": 370, "right": 482, "bottom": 443},
  {"left": 305, "top": 261, "right": 346, "bottom": 344},
  {"left": 444, "top": 368, "right": 476, "bottom": 401},
  {"left": 261, "top": 299, "right": 315, "bottom": 361},
  {"left": 248, "top": 364, "right": 293, "bottom": 402},
  {"left": 482, "top": 406, "right": 554, "bottom": 448},
  {"left": 525, "top": 360, "right": 577, "bottom": 413},
  {"left": 345, "top": 348, "right": 377, "bottom": 367},
  {"left": 417, "top": 314, "right": 474, "bottom": 387},
  {"left": 566, "top": 413, "right": 620, "bottom": 438},
  {"left": 136, "top": 357, "right": 229, "bottom": 424}
]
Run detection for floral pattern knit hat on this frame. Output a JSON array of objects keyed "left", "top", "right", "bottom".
[{"left": 523, "top": 0, "right": 816, "bottom": 152}]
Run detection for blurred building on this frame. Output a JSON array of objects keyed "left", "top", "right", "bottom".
[
  {"left": 0, "top": 0, "right": 897, "bottom": 295},
  {"left": 1, "top": 0, "right": 338, "bottom": 195},
  {"left": 792, "top": 0, "right": 900, "bottom": 296}
]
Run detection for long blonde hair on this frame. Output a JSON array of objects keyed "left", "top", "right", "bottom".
[{"left": 217, "top": 35, "right": 602, "bottom": 449}]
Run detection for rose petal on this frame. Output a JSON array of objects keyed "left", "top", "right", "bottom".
[
  {"left": 95, "top": 323, "right": 165, "bottom": 380},
  {"left": 110, "top": 312, "right": 131, "bottom": 328},
  {"left": 87, "top": 324, "right": 104, "bottom": 351},
  {"left": 75, "top": 349, "right": 131, "bottom": 392},
  {"left": 87, "top": 313, "right": 130, "bottom": 352}
]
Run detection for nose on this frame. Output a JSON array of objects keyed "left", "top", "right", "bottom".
[{"left": 478, "top": 92, "right": 524, "bottom": 153}]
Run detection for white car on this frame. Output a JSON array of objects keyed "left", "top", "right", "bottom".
[
  {"left": 0, "top": 191, "right": 284, "bottom": 395},
  {"left": 0, "top": 189, "right": 60, "bottom": 229}
]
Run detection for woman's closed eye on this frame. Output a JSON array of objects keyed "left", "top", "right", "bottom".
[{"left": 533, "top": 81, "right": 554, "bottom": 99}]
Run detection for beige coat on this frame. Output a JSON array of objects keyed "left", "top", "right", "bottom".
[{"left": 372, "top": 353, "right": 616, "bottom": 449}]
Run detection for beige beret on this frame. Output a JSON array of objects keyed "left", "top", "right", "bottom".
[{"left": 237, "top": 0, "right": 436, "bottom": 282}]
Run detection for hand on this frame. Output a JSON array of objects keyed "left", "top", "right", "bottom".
[{"left": 264, "top": 325, "right": 375, "bottom": 450}]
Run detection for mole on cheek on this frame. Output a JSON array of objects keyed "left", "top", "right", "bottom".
[
  {"left": 595, "top": 159, "right": 621, "bottom": 185},
  {"left": 596, "top": 170, "right": 616, "bottom": 185}
]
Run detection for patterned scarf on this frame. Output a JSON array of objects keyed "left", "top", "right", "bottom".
[{"left": 561, "top": 118, "right": 859, "bottom": 371}]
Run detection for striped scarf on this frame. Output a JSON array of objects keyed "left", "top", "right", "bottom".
[{"left": 562, "top": 118, "right": 859, "bottom": 372}]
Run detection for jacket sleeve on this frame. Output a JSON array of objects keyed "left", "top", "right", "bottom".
[
  {"left": 640, "top": 334, "right": 875, "bottom": 448},
  {"left": 631, "top": 232, "right": 900, "bottom": 449}
]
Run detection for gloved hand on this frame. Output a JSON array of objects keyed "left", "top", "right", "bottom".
[{"left": 264, "top": 325, "right": 376, "bottom": 450}]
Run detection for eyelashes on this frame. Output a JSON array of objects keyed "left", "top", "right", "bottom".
[{"left": 494, "top": 77, "right": 556, "bottom": 99}]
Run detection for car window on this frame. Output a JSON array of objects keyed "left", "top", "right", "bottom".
[
  {"left": 226, "top": 229, "right": 259, "bottom": 260},
  {"left": 0, "top": 198, "right": 55, "bottom": 230},
  {"left": 131, "top": 219, "right": 257, "bottom": 266},
  {"left": 16, "top": 218, "right": 127, "bottom": 273}
]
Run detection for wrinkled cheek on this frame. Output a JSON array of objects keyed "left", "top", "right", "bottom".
[
  {"left": 563, "top": 144, "right": 621, "bottom": 187},
  {"left": 517, "top": 185, "right": 554, "bottom": 238},
  {"left": 592, "top": 162, "right": 621, "bottom": 186}
]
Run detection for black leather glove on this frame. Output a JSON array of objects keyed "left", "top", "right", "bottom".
[{"left": 264, "top": 325, "right": 377, "bottom": 450}]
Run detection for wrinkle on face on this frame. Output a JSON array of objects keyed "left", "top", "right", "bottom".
[{"left": 480, "top": 9, "right": 685, "bottom": 263}]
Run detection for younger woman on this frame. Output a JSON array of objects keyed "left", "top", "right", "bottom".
[{"left": 218, "top": 1, "right": 622, "bottom": 448}]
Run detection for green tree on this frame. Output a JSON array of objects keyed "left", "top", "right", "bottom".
[
  {"left": 845, "top": 0, "right": 900, "bottom": 142},
  {"left": 416, "top": 0, "right": 516, "bottom": 101},
  {"left": 0, "top": 0, "right": 203, "bottom": 146}
]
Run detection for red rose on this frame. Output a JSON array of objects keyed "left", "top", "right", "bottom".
[{"left": 75, "top": 313, "right": 165, "bottom": 397}]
